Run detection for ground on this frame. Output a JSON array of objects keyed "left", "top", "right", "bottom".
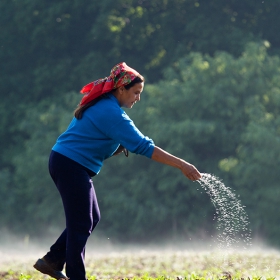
[{"left": 1, "top": 247, "right": 280, "bottom": 280}]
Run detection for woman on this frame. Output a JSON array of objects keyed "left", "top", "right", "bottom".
[{"left": 33, "top": 62, "right": 201, "bottom": 280}]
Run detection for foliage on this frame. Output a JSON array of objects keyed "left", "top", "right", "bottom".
[
  {"left": 1, "top": 0, "right": 280, "bottom": 246},
  {"left": 95, "top": 41, "right": 280, "bottom": 244},
  {"left": 4, "top": 93, "right": 80, "bottom": 233}
]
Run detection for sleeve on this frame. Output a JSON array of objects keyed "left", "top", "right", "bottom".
[{"left": 105, "top": 112, "right": 155, "bottom": 158}]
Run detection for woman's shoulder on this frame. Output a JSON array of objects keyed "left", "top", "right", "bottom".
[
  {"left": 94, "top": 95, "right": 122, "bottom": 113},
  {"left": 85, "top": 94, "right": 128, "bottom": 123}
]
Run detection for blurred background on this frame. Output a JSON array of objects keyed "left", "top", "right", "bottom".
[{"left": 1, "top": 0, "right": 280, "bottom": 249}]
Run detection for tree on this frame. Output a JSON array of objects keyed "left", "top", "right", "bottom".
[
  {"left": 94, "top": 42, "right": 280, "bottom": 243},
  {"left": 7, "top": 93, "right": 80, "bottom": 234},
  {"left": 2, "top": 0, "right": 280, "bottom": 245}
]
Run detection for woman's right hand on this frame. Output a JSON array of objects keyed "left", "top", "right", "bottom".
[
  {"left": 151, "top": 146, "right": 202, "bottom": 181},
  {"left": 180, "top": 161, "right": 202, "bottom": 181}
]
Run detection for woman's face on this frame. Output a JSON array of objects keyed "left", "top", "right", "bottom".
[{"left": 117, "top": 82, "right": 144, "bottom": 108}]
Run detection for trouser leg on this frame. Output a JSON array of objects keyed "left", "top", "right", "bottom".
[
  {"left": 46, "top": 151, "right": 100, "bottom": 280},
  {"left": 44, "top": 229, "right": 67, "bottom": 271}
]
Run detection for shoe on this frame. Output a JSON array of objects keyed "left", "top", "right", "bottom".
[{"left": 33, "top": 258, "right": 68, "bottom": 279}]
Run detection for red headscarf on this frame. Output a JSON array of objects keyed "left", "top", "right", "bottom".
[{"left": 80, "top": 62, "right": 140, "bottom": 106}]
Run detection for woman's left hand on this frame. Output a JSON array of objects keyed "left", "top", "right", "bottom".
[{"left": 113, "top": 145, "right": 128, "bottom": 157}]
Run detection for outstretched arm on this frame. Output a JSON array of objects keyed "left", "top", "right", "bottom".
[{"left": 151, "top": 146, "right": 202, "bottom": 181}]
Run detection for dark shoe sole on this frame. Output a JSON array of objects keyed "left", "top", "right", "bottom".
[{"left": 33, "top": 258, "right": 68, "bottom": 279}]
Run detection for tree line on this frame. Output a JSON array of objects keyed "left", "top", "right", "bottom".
[{"left": 1, "top": 0, "right": 280, "bottom": 246}]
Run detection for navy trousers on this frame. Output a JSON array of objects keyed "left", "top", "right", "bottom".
[{"left": 45, "top": 151, "right": 100, "bottom": 280}]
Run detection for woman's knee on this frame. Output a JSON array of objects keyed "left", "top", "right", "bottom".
[
  {"left": 90, "top": 211, "right": 101, "bottom": 232},
  {"left": 93, "top": 211, "right": 101, "bottom": 225}
]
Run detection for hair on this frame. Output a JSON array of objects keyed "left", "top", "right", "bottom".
[{"left": 74, "top": 75, "right": 144, "bottom": 119}]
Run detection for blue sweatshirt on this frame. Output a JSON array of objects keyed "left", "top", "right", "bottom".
[{"left": 52, "top": 93, "right": 155, "bottom": 174}]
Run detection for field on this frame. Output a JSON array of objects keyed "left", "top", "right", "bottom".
[{"left": 1, "top": 246, "right": 280, "bottom": 280}]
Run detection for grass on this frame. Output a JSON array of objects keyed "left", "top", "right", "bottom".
[{"left": 1, "top": 250, "right": 280, "bottom": 280}]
